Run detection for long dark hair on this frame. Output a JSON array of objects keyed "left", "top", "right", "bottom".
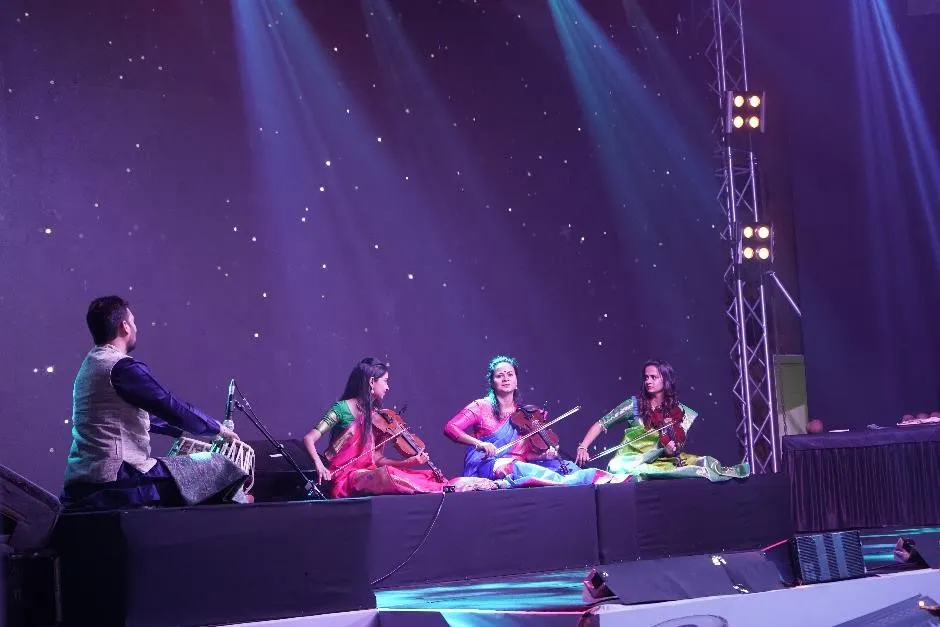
[
  {"left": 486, "top": 354, "right": 520, "bottom": 419},
  {"left": 637, "top": 360, "right": 679, "bottom": 427},
  {"left": 340, "top": 357, "right": 389, "bottom": 447}
]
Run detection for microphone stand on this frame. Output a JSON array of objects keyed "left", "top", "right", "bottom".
[{"left": 232, "top": 394, "right": 326, "bottom": 501}]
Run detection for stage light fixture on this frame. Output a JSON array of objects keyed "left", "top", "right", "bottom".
[
  {"left": 740, "top": 222, "right": 773, "bottom": 263},
  {"left": 726, "top": 90, "right": 766, "bottom": 134},
  {"left": 582, "top": 568, "right": 613, "bottom": 601}
]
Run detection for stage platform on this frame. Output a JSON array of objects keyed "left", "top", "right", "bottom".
[
  {"left": 369, "top": 473, "right": 790, "bottom": 588},
  {"left": 50, "top": 474, "right": 792, "bottom": 626}
]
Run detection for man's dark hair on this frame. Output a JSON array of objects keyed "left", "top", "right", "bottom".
[{"left": 86, "top": 296, "right": 130, "bottom": 345}]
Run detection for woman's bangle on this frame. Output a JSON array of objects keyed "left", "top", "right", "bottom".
[{"left": 577, "top": 444, "right": 587, "bottom": 451}]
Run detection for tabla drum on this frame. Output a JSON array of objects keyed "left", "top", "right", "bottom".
[
  {"left": 167, "top": 436, "right": 213, "bottom": 457},
  {"left": 211, "top": 439, "right": 255, "bottom": 493}
]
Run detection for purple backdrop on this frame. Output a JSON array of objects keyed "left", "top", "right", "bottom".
[
  {"left": 0, "top": 0, "right": 842, "bottom": 493},
  {"left": 747, "top": 0, "right": 940, "bottom": 428}
]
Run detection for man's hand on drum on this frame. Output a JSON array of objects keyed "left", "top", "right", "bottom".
[{"left": 219, "top": 424, "right": 240, "bottom": 441}]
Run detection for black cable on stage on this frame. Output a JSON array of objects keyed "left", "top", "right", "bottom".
[{"left": 369, "top": 490, "right": 448, "bottom": 587}]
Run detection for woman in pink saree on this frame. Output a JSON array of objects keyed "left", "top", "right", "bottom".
[{"left": 303, "top": 357, "right": 494, "bottom": 498}]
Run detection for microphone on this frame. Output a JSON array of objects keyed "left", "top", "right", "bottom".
[
  {"left": 223, "top": 378, "right": 235, "bottom": 430},
  {"left": 399, "top": 402, "right": 408, "bottom": 417}
]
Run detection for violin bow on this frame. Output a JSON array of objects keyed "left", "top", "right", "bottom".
[
  {"left": 331, "top": 418, "right": 436, "bottom": 476},
  {"left": 492, "top": 405, "right": 581, "bottom": 456},
  {"left": 330, "top": 428, "right": 404, "bottom": 475},
  {"left": 587, "top": 422, "right": 675, "bottom": 463}
]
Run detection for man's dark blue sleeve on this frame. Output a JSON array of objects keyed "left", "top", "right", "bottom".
[{"left": 111, "top": 357, "right": 221, "bottom": 437}]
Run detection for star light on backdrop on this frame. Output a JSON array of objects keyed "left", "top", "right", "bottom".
[
  {"left": 547, "top": 0, "right": 730, "bottom": 366},
  {"left": 1, "top": 0, "right": 740, "bottom": 489}
]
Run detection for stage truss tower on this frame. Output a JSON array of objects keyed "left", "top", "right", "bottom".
[{"left": 707, "top": 0, "right": 780, "bottom": 474}]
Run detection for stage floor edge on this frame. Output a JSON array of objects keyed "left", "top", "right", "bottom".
[
  {"left": 587, "top": 570, "right": 940, "bottom": 627},
  {"left": 222, "top": 571, "right": 940, "bottom": 627},
  {"left": 227, "top": 609, "right": 378, "bottom": 627}
]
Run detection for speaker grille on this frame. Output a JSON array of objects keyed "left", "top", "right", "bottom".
[{"left": 792, "top": 530, "right": 865, "bottom": 584}]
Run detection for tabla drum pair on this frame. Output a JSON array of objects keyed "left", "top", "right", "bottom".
[{"left": 167, "top": 436, "right": 255, "bottom": 493}]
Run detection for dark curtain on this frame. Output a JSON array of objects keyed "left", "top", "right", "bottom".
[{"left": 785, "top": 427, "right": 940, "bottom": 532}]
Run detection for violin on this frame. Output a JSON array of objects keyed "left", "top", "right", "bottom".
[
  {"left": 509, "top": 405, "right": 571, "bottom": 474},
  {"left": 648, "top": 404, "right": 687, "bottom": 467},
  {"left": 372, "top": 408, "right": 446, "bottom": 482},
  {"left": 509, "top": 405, "right": 559, "bottom": 452}
]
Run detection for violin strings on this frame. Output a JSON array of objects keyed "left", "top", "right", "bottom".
[
  {"left": 332, "top": 429, "right": 404, "bottom": 475},
  {"left": 493, "top": 405, "right": 581, "bottom": 455},
  {"left": 332, "top": 420, "right": 435, "bottom": 476}
]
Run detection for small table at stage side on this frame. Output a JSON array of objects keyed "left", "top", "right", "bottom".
[{"left": 784, "top": 425, "right": 940, "bottom": 532}]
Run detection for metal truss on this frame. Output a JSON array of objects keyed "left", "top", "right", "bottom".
[{"left": 706, "top": 0, "right": 779, "bottom": 474}]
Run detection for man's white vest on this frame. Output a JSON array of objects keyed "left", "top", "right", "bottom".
[{"left": 64, "top": 345, "right": 156, "bottom": 485}]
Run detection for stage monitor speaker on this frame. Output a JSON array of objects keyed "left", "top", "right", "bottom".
[
  {"left": 243, "top": 439, "right": 318, "bottom": 502},
  {"left": 909, "top": 532, "right": 940, "bottom": 567},
  {"left": 4, "top": 551, "right": 62, "bottom": 627},
  {"left": 791, "top": 530, "right": 866, "bottom": 584},
  {"left": 0, "top": 463, "right": 61, "bottom": 553},
  {"left": 583, "top": 550, "right": 786, "bottom": 605},
  {"left": 833, "top": 594, "right": 940, "bottom": 626},
  {"left": 761, "top": 538, "right": 798, "bottom": 586}
]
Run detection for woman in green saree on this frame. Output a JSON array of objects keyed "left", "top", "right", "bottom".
[{"left": 575, "top": 360, "right": 749, "bottom": 481}]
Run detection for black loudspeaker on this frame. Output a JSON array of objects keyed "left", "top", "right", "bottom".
[
  {"left": 833, "top": 594, "right": 940, "bottom": 626},
  {"left": 243, "top": 440, "right": 318, "bottom": 502},
  {"left": 5, "top": 551, "right": 62, "bottom": 627},
  {"left": 761, "top": 539, "right": 798, "bottom": 586},
  {"left": 791, "top": 530, "right": 866, "bottom": 584},
  {"left": 0, "top": 464, "right": 61, "bottom": 553},
  {"left": 583, "top": 550, "right": 786, "bottom": 604},
  {"left": 898, "top": 532, "right": 940, "bottom": 569}
]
